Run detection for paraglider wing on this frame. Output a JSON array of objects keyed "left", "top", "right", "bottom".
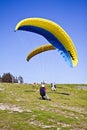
[
  {"left": 26, "top": 44, "right": 56, "bottom": 61},
  {"left": 15, "top": 17, "right": 78, "bottom": 67}
]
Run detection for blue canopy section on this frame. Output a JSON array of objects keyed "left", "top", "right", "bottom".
[{"left": 18, "top": 25, "right": 73, "bottom": 67}]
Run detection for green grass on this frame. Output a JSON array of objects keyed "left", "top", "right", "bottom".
[{"left": 0, "top": 83, "right": 87, "bottom": 130}]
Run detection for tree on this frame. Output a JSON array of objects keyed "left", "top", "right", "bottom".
[
  {"left": 18, "top": 75, "right": 23, "bottom": 84},
  {"left": 14, "top": 77, "right": 18, "bottom": 83},
  {"left": 0, "top": 75, "right": 2, "bottom": 82},
  {"left": 2, "top": 73, "right": 12, "bottom": 83}
]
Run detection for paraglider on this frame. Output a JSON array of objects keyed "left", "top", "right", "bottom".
[
  {"left": 26, "top": 44, "right": 55, "bottom": 61},
  {"left": 15, "top": 17, "right": 78, "bottom": 67}
]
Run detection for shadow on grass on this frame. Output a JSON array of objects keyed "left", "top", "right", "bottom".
[
  {"left": 58, "top": 92, "right": 70, "bottom": 95},
  {"left": 48, "top": 91, "right": 70, "bottom": 95},
  {"left": 24, "top": 90, "right": 36, "bottom": 92}
]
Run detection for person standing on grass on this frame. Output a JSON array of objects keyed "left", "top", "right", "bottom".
[
  {"left": 51, "top": 83, "right": 56, "bottom": 91},
  {"left": 40, "top": 83, "right": 51, "bottom": 100}
]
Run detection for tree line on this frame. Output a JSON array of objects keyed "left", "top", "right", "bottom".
[{"left": 0, "top": 73, "right": 23, "bottom": 83}]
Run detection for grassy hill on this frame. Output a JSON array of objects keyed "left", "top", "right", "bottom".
[{"left": 0, "top": 83, "right": 87, "bottom": 130}]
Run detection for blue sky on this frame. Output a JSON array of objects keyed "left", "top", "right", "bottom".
[{"left": 0, "top": 0, "right": 87, "bottom": 84}]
